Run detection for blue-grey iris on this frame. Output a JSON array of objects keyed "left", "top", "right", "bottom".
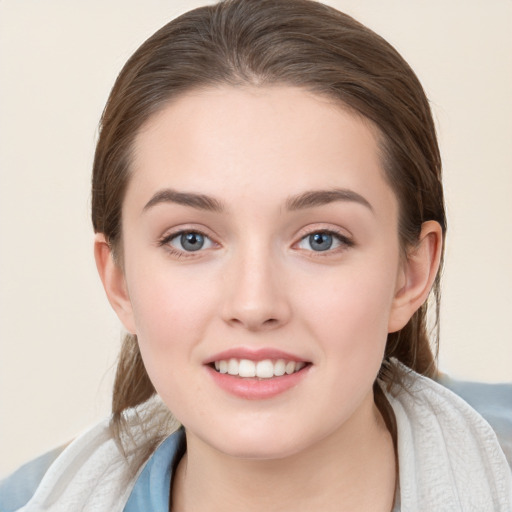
[
  {"left": 309, "top": 233, "right": 332, "bottom": 251},
  {"left": 181, "top": 232, "right": 204, "bottom": 251}
]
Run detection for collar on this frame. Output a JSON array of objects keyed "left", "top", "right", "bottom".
[{"left": 123, "top": 428, "right": 186, "bottom": 512}]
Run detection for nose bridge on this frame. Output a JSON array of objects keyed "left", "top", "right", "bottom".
[{"left": 222, "top": 236, "right": 290, "bottom": 330}]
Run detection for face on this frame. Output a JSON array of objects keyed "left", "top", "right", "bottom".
[{"left": 117, "top": 86, "right": 406, "bottom": 459}]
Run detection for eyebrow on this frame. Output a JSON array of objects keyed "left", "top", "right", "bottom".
[
  {"left": 142, "top": 187, "right": 373, "bottom": 215},
  {"left": 143, "top": 188, "right": 224, "bottom": 213},
  {"left": 285, "top": 188, "right": 373, "bottom": 212}
]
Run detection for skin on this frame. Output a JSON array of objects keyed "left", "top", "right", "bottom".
[{"left": 95, "top": 86, "right": 442, "bottom": 511}]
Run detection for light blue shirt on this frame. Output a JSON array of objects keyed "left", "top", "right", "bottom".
[{"left": 123, "top": 429, "right": 185, "bottom": 512}]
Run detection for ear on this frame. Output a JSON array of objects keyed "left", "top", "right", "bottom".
[
  {"left": 94, "top": 233, "right": 137, "bottom": 334},
  {"left": 388, "top": 221, "right": 443, "bottom": 333}
]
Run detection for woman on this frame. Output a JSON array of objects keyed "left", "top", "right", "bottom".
[{"left": 1, "top": 0, "right": 511, "bottom": 510}]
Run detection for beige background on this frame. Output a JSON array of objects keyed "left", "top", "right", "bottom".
[{"left": 1, "top": 0, "right": 511, "bottom": 477}]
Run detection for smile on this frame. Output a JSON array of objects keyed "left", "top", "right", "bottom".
[
  {"left": 205, "top": 349, "right": 312, "bottom": 399},
  {"left": 213, "top": 358, "right": 307, "bottom": 379}
]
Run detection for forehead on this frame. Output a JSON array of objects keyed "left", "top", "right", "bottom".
[{"left": 128, "top": 85, "right": 397, "bottom": 218}]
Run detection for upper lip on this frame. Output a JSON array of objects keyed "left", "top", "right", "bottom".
[{"left": 204, "top": 347, "right": 309, "bottom": 365}]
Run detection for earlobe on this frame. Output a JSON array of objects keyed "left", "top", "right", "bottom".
[
  {"left": 94, "top": 233, "right": 137, "bottom": 334},
  {"left": 388, "top": 221, "right": 443, "bottom": 333}
]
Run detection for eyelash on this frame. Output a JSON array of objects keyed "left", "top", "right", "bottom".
[
  {"left": 295, "top": 228, "right": 354, "bottom": 256},
  {"left": 158, "top": 228, "right": 354, "bottom": 258},
  {"left": 158, "top": 229, "right": 216, "bottom": 259}
]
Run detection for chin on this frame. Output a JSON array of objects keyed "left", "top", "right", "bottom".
[
  {"left": 195, "top": 420, "right": 320, "bottom": 460},
  {"left": 219, "top": 437, "right": 307, "bottom": 460}
]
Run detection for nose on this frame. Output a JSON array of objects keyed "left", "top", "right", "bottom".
[{"left": 221, "top": 245, "right": 292, "bottom": 332}]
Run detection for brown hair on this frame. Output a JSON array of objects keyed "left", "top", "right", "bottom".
[{"left": 92, "top": 0, "right": 446, "bottom": 445}]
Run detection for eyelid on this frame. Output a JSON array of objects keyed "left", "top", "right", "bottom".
[
  {"left": 293, "top": 226, "right": 354, "bottom": 253},
  {"left": 158, "top": 226, "right": 219, "bottom": 257},
  {"left": 156, "top": 224, "right": 353, "bottom": 257}
]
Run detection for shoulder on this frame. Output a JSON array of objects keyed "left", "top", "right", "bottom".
[
  {"left": 0, "top": 419, "right": 126, "bottom": 512},
  {"left": 0, "top": 397, "right": 177, "bottom": 512},
  {"left": 0, "top": 446, "right": 66, "bottom": 512},
  {"left": 382, "top": 363, "right": 512, "bottom": 509},
  {"left": 438, "top": 373, "right": 512, "bottom": 469}
]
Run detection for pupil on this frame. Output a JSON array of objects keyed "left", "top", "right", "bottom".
[
  {"left": 181, "top": 232, "right": 204, "bottom": 251},
  {"left": 310, "top": 233, "right": 332, "bottom": 251}
]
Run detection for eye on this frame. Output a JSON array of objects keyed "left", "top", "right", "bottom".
[
  {"left": 164, "top": 231, "right": 215, "bottom": 253},
  {"left": 296, "top": 231, "right": 352, "bottom": 252}
]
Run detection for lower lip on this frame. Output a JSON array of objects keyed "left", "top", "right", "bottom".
[{"left": 205, "top": 365, "right": 310, "bottom": 400}]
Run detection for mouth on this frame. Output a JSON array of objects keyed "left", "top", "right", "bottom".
[
  {"left": 209, "top": 358, "right": 309, "bottom": 379},
  {"left": 204, "top": 348, "right": 312, "bottom": 398}
]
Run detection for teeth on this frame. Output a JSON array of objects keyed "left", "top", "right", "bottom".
[
  {"left": 239, "top": 359, "right": 256, "bottom": 378},
  {"left": 274, "top": 359, "right": 286, "bottom": 376},
  {"left": 285, "top": 361, "right": 295, "bottom": 375},
  {"left": 256, "top": 360, "right": 274, "bottom": 379},
  {"left": 227, "top": 358, "right": 239, "bottom": 376},
  {"left": 212, "top": 358, "right": 306, "bottom": 378}
]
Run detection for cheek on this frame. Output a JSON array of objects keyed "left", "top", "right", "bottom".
[
  {"left": 125, "top": 264, "right": 221, "bottom": 416},
  {"left": 297, "top": 258, "right": 398, "bottom": 362},
  {"left": 125, "top": 261, "right": 220, "bottom": 363},
  {"left": 293, "top": 265, "right": 397, "bottom": 417}
]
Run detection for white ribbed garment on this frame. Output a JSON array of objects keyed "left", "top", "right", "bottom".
[
  {"left": 384, "top": 365, "right": 512, "bottom": 511},
  {"left": 18, "top": 366, "right": 512, "bottom": 511}
]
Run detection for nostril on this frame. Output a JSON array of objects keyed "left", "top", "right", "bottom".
[{"left": 227, "top": 316, "right": 281, "bottom": 330}]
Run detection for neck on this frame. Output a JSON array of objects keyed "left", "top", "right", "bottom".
[{"left": 171, "top": 393, "right": 397, "bottom": 512}]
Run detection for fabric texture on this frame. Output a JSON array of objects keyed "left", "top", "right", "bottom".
[
  {"left": 2, "top": 363, "right": 511, "bottom": 511},
  {"left": 0, "top": 447, "right": 65, "bottom": 512},
  {"left": 437, "top": 373, "right": 512, "bottom": 467},
  {"left": 382, "top": 363, "right": 512, "bottom": 511},
  {"left": 1, "top": 399, "right": 177, "bottom": 512}
]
